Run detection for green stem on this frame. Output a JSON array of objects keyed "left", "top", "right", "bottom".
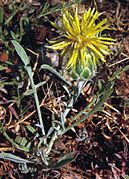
[
  {"left": 59, "top": 84, "right": 113, "bottom": 135},
  {"left": 70, "top": 97, "right": 96, "bottom": 122},
  {"left": 45, "top": 131, "right": 58, "bottom": 155},
  {"left": 29, "top": 76, "right": 45, "bottom": 136}
]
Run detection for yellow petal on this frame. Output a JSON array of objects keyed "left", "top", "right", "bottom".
[
  {"left": 90, "top": 40, "right": 109, "bottom": 52},
  {"left": 94, "top": 18, "right": 108, "bottom": 30},
  {"left": 81, "top": 8, "right": 91, "bottom": 31},
  {"left": 74, "top": 7, "right": 80, "bottom": 34},
  {"left": 62, "top": 14, "right": 75, "bottom": 36},
  {"left": 50, "top": 22, "right": 62, "bottom": 31},
  {"left": 48, "top": 41, "right": 71, "bottom": 50},
  {"left": 92, "top": 52, "right": 100, "bottom": 65},
  {"left": 87, "top": 24, "right": 110, "bottom": 36},
  {"left": 86, "top": 18, "right": 108, "bottom": 35},
  {"left": 66, "top": 43, "right": 78, "bottom": 68},
  {"left": 84, "top": 8, "right": 96, "bottom": 31},
  {"left": 80, "top": 48, "right": 86, "bottom": 65},
  {"left": 87, "top": 10, "right": 100, "bottom": 29},
  {"left": 97, "top": 40, "right": 115, "bottom": 45},
  {"left": 98, "top": 37, "right": 116, "bottom": 41},
  {"left": 91, "top": 37, "right": 115, "bottom": 45},
  {"left": 87, "top": 43, "right": 104, "bottom": 59}
]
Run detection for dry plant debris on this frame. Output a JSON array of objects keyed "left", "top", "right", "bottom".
[{"left": 0, "top": 0, "right": 129, "bottom": 178}]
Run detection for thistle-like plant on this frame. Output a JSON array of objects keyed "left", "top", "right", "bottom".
[{"left": 48, "top": 7, "right": 115, "bottom": 69}]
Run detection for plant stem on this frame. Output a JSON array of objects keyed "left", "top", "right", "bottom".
[
  {"left": 29, "top": 75, "right": 45, "bottom": 136},
  {"left": 59, "top": 84, "right": 113, "bottom": 135},
  {"left": 70, "top": 97, "right": 96, "bottom": 121}
]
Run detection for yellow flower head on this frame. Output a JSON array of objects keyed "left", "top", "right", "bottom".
[{"left": 48, "top": 7, "right": 115, "bottom": 69}]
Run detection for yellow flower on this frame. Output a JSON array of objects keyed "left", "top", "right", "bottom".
[{"left": 48, "top": 7, "right": 115, "bottom": 69}]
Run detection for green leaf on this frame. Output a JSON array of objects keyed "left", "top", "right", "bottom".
[
  {"left": 20, "top": 137, "right": 28, "bottom": 147},
  {"left": 0, "top": 8, "right": 3, "bottom": 24},
  {"left": 11, "top": 31, "right": 17, "bottom": 40},
  {"left": 24, "top": 81, "right": 46, "bottom": 96},
  {"left": 18, "top": 163, "right": 29, "bottom": 174},
  {"left": 60, "top": 81, "right": 114, "bottom": 135},
  {"left": 23, "top": 89, "right": 35, "bottom": 96},
  {"left": 40, "top": 64, "right": 71, "bottom": 86},
  {"left": 11, "top": 40, "right": 29, "bottom": 66},
  {"left": 26, "top": 125, "right": 40, "bottom": 138},
  {"left": 76, "top": 80, "right": 86, "bottom": 100},
  {"left": 15, "top": 136, "right": 29, "bottom": 148},
  {"left": 0, "top": 152, "right": 32, "bottom": 163},
  {"left": 15, "top": 136, "right": 22, "bottom": 144},
  {"left": 0, "top": 122, "right": 3, "bottom": 131},
  {"left": 12, "top": 40, "right": 45, "bottom": 136},
  {"left": 26, "top": 142, "right": 31, "bottom": 149},
  {"left": 35, "top": 81, "right": 46, "bottom": 89},
  {"left": 26, "top": 125, "right": 36, "bottom": 134},
  {"left": 111, "top": 65, "right": 129, "bottom": 81},
  {"left": 3, "top": 132, "right": 30, "bottom": 152},
  {"left": 71, "top": 70, "right": 79, "bottom": 79},
  {"left": 87, "top": 58, "right": 95, "bottom": 72},
  {"left": 97, "top": 79, "right": 104, "bottom": 90},
  {"left": 124, "top": 175, "right": 129, "bottom": 179},
  {"left": 76, "top": 63, "right": 82, "bottom": 75},
  {"left": 50, "top": 151, "right": 78, "bottom": 169},
  {"left": 63, "top": 97, "right": 74, "bottom": 118},
  {"left": 0, "top": 65, "right": 7, "bottom": 71},
  {"left": 80, "top": 66, "right": 91, "bottom": 79}
]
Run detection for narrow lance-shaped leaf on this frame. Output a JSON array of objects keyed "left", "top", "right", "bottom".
[
  {"left": 11, "top": 40, "right": 29, "bottom": 67},
  {"left": 50, "top": 151, "right": 78, "bottom": 169},
  {"left": 0, "top": 152, "right": 32, "bottom": 164},
  {"left": 40, "top": 64, "right": 71, "bottom": 86},
  {"left": 60, "top": 81, "right": 114, "bottom": 136},
  {"left": 0, "top": 8, "right": 3, "bottom": 23},
  {"left": 11, "top": 40, "right": 45, "bottom": 136}
]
